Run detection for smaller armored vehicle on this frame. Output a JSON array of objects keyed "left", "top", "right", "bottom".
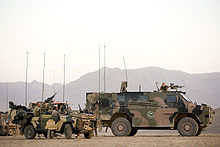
[
  {"left": 86, "top": 82, "right": 214, "bottom": 137},
  {"left": 9, "top": 101, "right": 96, "bottom": 139}
]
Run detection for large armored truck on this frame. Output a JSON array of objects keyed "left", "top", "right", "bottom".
[{"left": 85, "top": 82, "right": 214, "bottom": 136}]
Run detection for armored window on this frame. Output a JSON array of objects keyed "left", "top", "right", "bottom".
[
  {"left": 165, "top": 95, "right": 178, "bottom": 108},
  {"left": 166, "top": 95, "right": 177, "bottom": 103},
  {"left": 138, "top": 95, "right": 148, "bottom": 102},
  {"left": 118, "top": 95, "right": 125, "bottom": 101}
]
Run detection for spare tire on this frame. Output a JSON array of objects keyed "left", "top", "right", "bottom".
[{"left": 14, "top": 110, "right": 28, "bottom": 126}]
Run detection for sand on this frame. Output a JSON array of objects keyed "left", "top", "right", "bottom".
[{"left": 0, "top": 130, "right": 220, "bottom": 147}]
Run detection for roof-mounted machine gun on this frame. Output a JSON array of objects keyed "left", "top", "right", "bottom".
[{"left": 169, "top": 83, "right": 184, "bottom": 91}]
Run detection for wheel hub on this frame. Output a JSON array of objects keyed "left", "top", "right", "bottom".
[
  {"left": 27, "top": 128, "right": 32, "bottom": 135},
  {"left": 117, "top": 123, "right": 125, "bottom": 132},
  {"left": 183, "top": 123, "right": 192, "bottom": 132}
]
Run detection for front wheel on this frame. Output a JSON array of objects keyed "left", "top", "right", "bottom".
[
  {"left": 111, "top": 117, "right": 131, "bottom": 136},
  {"left": 24, "top": 124, "right": 36, "bottom": 139},
  {"left": 64, "top": 124, "right": 72, "bottom": 139},
  {"left": 177, "top": 117, "right": 199, "bottom": 136},
  {"left": 84, "top": 130, "right": 93, "bottom": 139}
]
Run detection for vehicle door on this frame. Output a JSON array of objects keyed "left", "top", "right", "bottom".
[{"left": 162, "top": 94, "right": 179, "bottom": 127}]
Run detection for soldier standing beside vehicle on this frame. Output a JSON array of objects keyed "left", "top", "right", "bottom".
[
  {"left": 33, "top": 103, "right": 41, "bottom": 117},
  {"left": 160, "top": 82, "right": 169, "bottom": 92},
  {"left": 52, "top": 106, "right": 59, "bottom": 117},
  {"left": 52, "top": 106, "right": 59, "bottom": 123}
]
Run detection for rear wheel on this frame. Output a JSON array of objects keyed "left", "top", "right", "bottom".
[
  {"left": 128, "top": 128, "right": 138, "bottom": 136},
  {"left": 64, "top": 124, "right": 72, "bottom": 139},
  {"left": 177, "top": 117, "right": 199, "bottom": 136},
  {"left": 111, "top": 117, "right": 131, "bottom": 136},
  {"left": 24, "top": 124, "right": 36, "bottom": 139},
  {"left": 84, "top": 130, "right": 93, "bottom": 139}
]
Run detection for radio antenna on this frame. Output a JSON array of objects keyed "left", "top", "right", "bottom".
[
  {"left": 98, "top": 44, "right": 101, "bottom": 93},
  {"left": 103, "top": 45, "right": 106, "bottom": 92},
  {"left": 6, "top": 82, "right": 8, "bottom": 110},
  {"left": 53, "top": 70, "right": 56, "bottom": 94},
  {"left": 42, "top": 52, "right": 45, "bottom": 101},
  {"left": 123, "top": 57, "right": 128, "bottom": 81},
  {"left": 63, "top": 54, "right": 65, "bottom": 102},
  {"left": 25, "top": 51, "right": 28, "bottom": 107}
]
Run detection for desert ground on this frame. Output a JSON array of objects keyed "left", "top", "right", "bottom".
[{"left": 0, "top": 130, "right": 220, "bottom": 147}]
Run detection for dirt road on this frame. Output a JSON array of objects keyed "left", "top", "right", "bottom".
[{"left": 0, "top": 132, "right": 220, "bottom": 147}]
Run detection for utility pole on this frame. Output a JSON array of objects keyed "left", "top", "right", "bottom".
[
  {"left": 25, "top": 52, "right": 28, "bottom": 107},
  {"left": 42, "top": 52, "right": 45, "bottom": 101},
  {"left": 103, "top": 45, "right": 106, "bottom": 92},
  {"left": 63, "top": 55, "right": 65, "bottom": 102}
]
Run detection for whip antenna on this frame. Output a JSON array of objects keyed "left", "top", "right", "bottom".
[{"left": 123, "top": 57, "right": 128, "bottom": 81}]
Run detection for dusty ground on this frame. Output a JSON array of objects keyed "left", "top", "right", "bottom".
[{"left": 0, "top": 131, "right": 220, "bottom": 147}]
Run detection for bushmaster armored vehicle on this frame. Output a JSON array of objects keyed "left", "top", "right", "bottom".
[
  {"left": 9, "top": 102, "right": 96, "bottom": 139},
  {"left": 85, "top": 82, "right": 214, "bottom": 136}
]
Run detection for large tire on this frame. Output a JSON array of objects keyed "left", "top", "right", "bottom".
[
  {"left": 84, "top": 130, "right": 93, "bottom": 139},
  {"left": 64, "top": 124, "right": 72, "bottom": 139},
  {"left": 128, "top": 128, "right": 138, "bottom": 136},
  {"left": 177, "top": 117, "right": 199, "bottom": 136},
  {"left": 24, "top": 124, "right": 36, "bottom": 139},
  {"left": 111, "top": 117, "right": 131, "bottom": 136}
]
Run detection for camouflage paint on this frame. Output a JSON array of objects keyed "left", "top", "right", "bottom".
[{"left": 86, "top": 91, "right": 214, "bottom": 130}]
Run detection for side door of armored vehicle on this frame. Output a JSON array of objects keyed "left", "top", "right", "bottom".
[{"left": 158, "top": 93, "right": 180, "bottom": 127}]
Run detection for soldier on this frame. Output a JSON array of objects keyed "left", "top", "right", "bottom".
[
  {"left": 160, "top": 82, "right": 169, "bottom": 92},
  {"left": 52, "top": 106, "right": 59, "bottom": 123},
  {"left": 52, "top": 106, "right": 59, "bottom": 117},
  {"left": 33, "top": 103, "right": 41, "bottom": 117},
  {"left": 120, "top": 81, "right": 128, "bottom": 93}
]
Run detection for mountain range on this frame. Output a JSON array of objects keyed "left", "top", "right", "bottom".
[{"left": 0, "top": 66, "right": 220, "bottom": 111}]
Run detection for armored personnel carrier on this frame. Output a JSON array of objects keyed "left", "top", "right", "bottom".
[{"left": 85, "top": 82, "right": 214, "bottom": 136}]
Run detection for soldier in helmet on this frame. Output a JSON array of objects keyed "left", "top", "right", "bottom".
[
  {"left": 160, "top": 82, "right": 169, "bottom": 92},
  {"left": 33, "top": 103, "right": 41, "bottom": 117}
]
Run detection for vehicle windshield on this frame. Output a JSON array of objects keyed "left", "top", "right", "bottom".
[{"left": 180, "top": 93, "right": 191, "bottom": 102}]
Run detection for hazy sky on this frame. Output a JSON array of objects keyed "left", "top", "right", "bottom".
[{"left": 0, "top": 0, "right": 220, "bottom": 84}]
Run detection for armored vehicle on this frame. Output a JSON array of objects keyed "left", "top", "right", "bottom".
[
  {"left": 85, "top": 82, "right": 214, "bottom": 136},
  {"left": 9, "top": 102, "right": 96, "bottom": 139}
]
